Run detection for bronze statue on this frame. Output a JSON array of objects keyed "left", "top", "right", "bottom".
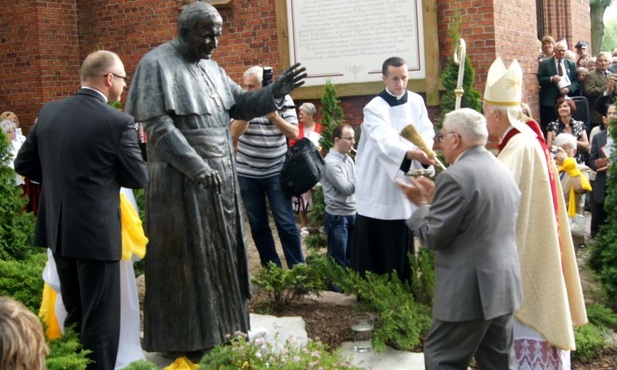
[{"left": 125, "top": 1, "right": 305, "bottom": 353}]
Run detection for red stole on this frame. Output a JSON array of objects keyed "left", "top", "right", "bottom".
[{"left": 498, "top": 120, "right": 559, "bottom": 217}]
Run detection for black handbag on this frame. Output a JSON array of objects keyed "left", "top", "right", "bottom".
[{"left": 280, "top": 138, "right": 325, "bottom": 197}]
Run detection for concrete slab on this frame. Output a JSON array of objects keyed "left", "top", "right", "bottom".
[
  {"left": 339, "top": 342, "right": 425, "bottom": 370},
  {"left": 249, "top": 313, "right": 308, "bottom": 349}
]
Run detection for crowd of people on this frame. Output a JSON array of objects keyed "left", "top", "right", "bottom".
[
  {"left": 2, "top": 2, "right": 616, "bottom": 369},
  {"left": 537, "top": 35, "right": 616, "bottom": 243}
]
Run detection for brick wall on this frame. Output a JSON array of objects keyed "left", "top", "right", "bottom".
[
  {"left": 542, "top": 0, "right": 591, "bottom": 51},
  {"left": 0, "top": 0, "right": 80, "bottom": 129},
  {"left": 494, "top": 0, "right": 544, "bottom": 120},
  {"left": 436, "top": 0, "right": 546, "bottom": 123},
  {"left": 76, "top": 0, "right": 179, "bottom": 72},
  {"left": 569, "top": 0, "right": 592, "bottom": 55},
  {"left": 0, "top": 0, "right": 592, "bottom": 133}
]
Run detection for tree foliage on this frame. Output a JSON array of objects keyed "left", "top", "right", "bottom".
[
  {"left": 590, "top": 0, "right": 615, "bottom": 54},
  {"left": 0, "top": 133, "right": 36, "bottom": 261},
  {"left": 318, "top": 79, "right": 344, "bottom": 153},
  {"left": 307, "top": 79, "right": 345, "bottom": 233},
  {"left": 601, "top": 18, "right": 617, "bottom": 52}
]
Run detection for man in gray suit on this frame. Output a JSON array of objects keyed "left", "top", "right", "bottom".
[
  {"left": 585, "top": 52, "right": 614, "bottom": 130},
  {"left": 398, "top": 108, "right": 522, "bottom": 370}
]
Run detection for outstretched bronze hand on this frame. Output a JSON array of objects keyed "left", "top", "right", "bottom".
[{"left": 271, "top": 63, "right": 307, "bottom": 98}]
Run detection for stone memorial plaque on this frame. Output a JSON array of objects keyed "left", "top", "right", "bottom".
[{"left": 286, "top": 0, "right": 425, "bottom": 87}]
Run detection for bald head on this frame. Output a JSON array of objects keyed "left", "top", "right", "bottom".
[
  {"left": 80, "top": 50, "right": 127, "bottom": 102},
  {"left": 80, "top": 50, "right": 121, "bottom": 84}
]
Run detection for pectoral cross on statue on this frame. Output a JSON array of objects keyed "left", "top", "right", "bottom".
[{"left": 196, "top": 63, "right": 221, "bottom": 107}]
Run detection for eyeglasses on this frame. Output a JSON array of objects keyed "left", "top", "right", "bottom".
[
  {"left": 436, "top": 131, "right": 459, "bottom": 143},
  {"left": 105, "top": 73, "right": 130, "bottom": 83},
  {"left": 339, "top": 136, "right": 355, "bottom": 141}
]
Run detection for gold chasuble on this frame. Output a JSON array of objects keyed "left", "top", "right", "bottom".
[{"left": 499, "top": 127, "right": 587, "bottom": 350}]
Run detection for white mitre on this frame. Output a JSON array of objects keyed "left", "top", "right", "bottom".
[{"left": 483, "top": 58, "right": 536, "bottom": 137}]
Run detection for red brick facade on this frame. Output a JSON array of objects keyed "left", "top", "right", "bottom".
[
  {"left": 0, "top": 0, "right": 591, "bottom": 131},
  {"left": 0, "top": 0, "right": 80, "bottom": 127}
]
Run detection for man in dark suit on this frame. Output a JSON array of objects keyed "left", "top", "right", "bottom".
[
  {"left": 589, "top": 103, "right": 615, "bottom": 236},
  {"left": 538, "top": 41, "right": 580, "bottom": 134},
  {"left": 15, "top": 50, "right": 148, "bottom": 370},
  {"left": 398, "top": 108, "right": 522, "bottom": 370},
  {"left": 585, "top": 52, "right": 614, "bottom": 130}
]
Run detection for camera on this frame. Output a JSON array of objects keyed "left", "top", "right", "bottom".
[
  {"left": 262, "top": 66, "right": 273, "bottom": 87},
  {"left": 550, "top": 145, "right": 560, "bottom": 158}
]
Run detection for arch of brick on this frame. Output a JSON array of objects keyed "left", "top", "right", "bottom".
[{"left": 0, "top": 0, "right": 590, "bottom": 131}]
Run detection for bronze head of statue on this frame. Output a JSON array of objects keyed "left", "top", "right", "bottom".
[{"left": 178, "top": 2, "right": 223, "bottom": 62}]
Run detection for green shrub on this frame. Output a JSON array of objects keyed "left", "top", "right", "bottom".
[
  {"left": 46, "top": 326, "right": 92, "bottom": 370},
  {"left": 252, "top": 252, "right": 433, "bottom": 352},
  {"left": 308, "top": 79, "right": 344, "bottom": 243},
  {"left": 0, "top": 253, "right": 46, "bottom": 312},
  {"left": 571, "top": 303, "right": 617, "bottom": 363},
  {"left": 351, "top": 270, "right": 431, "bottom": 351},
  {"left": 308, "top": 254, "right": 347, "bottom": 286},
  {"left": 199, "top": 332, "right": 362, "bottom": 370},
  {"left": 307, "top": 253, "right": 433, "bottom": 351},
  {"left": 318, "top": 79, "right": 344, "bottom": 153},
  {"left": 303, "top": 233, "right": 326, "bottom": 251},
  {"left": 409, "top": 248, "right": 435, "bottom": 306},
  {"left": 310, "top": 257, "right": 430, "bottom": 351},
  {"left": 121, "top": 360, "right": 158, "bottom": 370},
  {"left": 307, "top": 186, "right": 326, "bottom": 234},
  {"left": 0, "top": 133, "right": 36, "bottom": 261},
  {"left": 572, "top": 324, "right": 608, "bottom": 363},
  {"left": 586, "top": 302, "right": 617, "bottom": 329},
  {"left": 590, "top": 117, "right": 617, "bottom": 303},
  {"left": 251, "top": 262, "right": 326, "bottom": 312}
]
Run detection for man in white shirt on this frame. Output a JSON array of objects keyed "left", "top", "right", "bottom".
[{"left": 352, "top": 56, "right": 436, "bottom": 282}]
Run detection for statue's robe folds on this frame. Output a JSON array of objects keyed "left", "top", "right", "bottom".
[{"left": 125, "top": 39, "right": 280, "bottom": 352}]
